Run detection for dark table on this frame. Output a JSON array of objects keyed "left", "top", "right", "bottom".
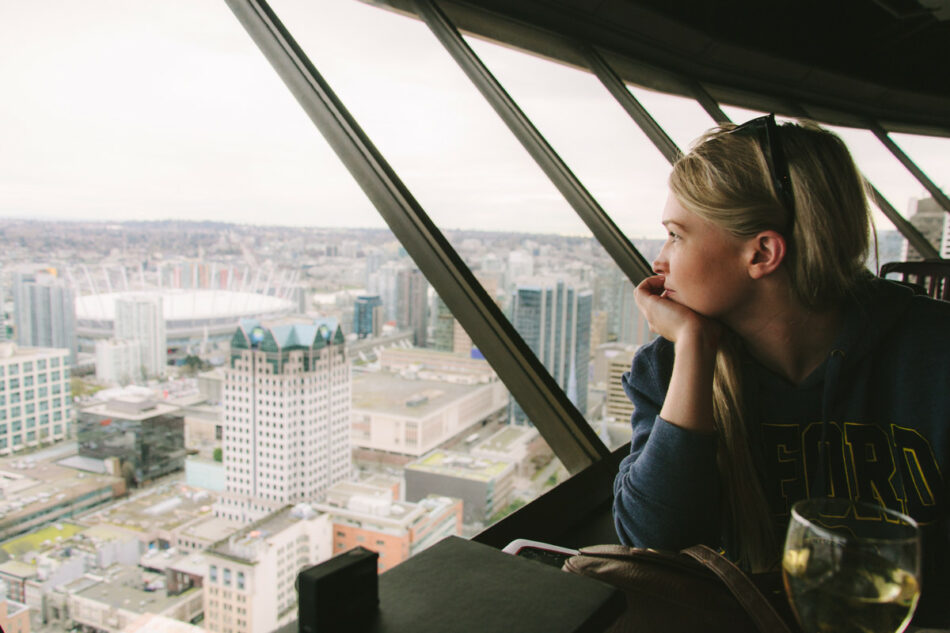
[{"left": 289, "top": 536, "right": 625, "bottom": 633}]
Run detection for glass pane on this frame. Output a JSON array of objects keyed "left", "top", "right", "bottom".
[
  {"left": 1, "top": 0, "right": 593, "bottom": 596},
  {"left": 627, "top": 85, "right": 722, "bottom": 154}
]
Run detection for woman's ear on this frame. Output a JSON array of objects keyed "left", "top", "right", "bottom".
[{"left": 746, "top": 230, "right": 786, "bottom": 279}]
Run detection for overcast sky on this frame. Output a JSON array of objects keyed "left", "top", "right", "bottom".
[{"left": 1, "top": 0, "right": 946, "bottom": 239}]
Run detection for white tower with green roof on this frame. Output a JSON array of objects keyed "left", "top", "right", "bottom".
[{"left": 215, "top": 317, "right": 351, "bottom": 524}]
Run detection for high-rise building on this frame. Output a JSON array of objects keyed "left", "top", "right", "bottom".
[
  {"left": 509, "top": 278, "right": 592, "bottom": 424},
  {"left": 352, "top": 295, "right": 383, "bottom": 339},
  {"left": 13, "top": 272, "right": 77, "bottom": 365},
  {"left": 902, "top": 196, "right": 950, "bottom": 261},
  {"left": 430, "top": 297, "right": 454, "bottom": 352},
  {"left": 114, "top": 294, "right": 166, "bottom": 379},
  {"left": 216, "top": 317, "right": 352, "bottom": 524},
  {"left": 618, "top": 279, "right": 655, "bottom": 348},
  {"left": 396, "top": 267, "right": 428, "bottom": 347},
  {"left": 368, "top": 261, "right": 401, "bottom": 322},
  {"left": 0, "top": 342, "right": 71, "bottom": 456},
  {"left": 95, "top": 338, "right": 143, "bottom": 384}
]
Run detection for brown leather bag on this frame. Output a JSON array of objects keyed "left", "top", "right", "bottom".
[{"left": 562, "top": 544, "right": 800, "bottom": 633}]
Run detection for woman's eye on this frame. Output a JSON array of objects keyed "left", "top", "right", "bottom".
[{"left": 667, "top": 231, "right": 679, "bottom": 241}]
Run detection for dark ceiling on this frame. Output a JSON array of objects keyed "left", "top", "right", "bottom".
[{"left": 369, "top": 0, "right": 950, "bottom": 136}]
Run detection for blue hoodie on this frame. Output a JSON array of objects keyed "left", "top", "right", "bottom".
[{"left": 613, "top": 278, "right": 950, "bottom": 626}]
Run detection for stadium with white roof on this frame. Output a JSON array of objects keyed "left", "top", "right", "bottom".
[{"left": 76, "top": 289, "right": 297, "bottom": 359}]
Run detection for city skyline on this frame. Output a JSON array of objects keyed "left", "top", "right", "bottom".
[{"left": 1, "top": 1, "right": 947, "bottom": 239}]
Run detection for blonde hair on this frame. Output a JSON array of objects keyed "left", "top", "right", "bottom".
[{"left": 669, "top": 119, "right": 872, "bottom": 570}]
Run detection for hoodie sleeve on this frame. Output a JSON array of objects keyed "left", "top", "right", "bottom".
[{"left": 612, "top": 338, "right": 723, "bottom": 550}]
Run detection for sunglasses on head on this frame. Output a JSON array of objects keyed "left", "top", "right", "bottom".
[{"left": 728, "top": 114, "right": 795, "bottom": 229}]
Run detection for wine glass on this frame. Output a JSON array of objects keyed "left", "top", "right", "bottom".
[{"left": 782, "top": 498, "right": 921, "bottom": 633}]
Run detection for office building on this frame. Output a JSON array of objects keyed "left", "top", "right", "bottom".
[
  {"left": 352, "top": 295, "right": 384, "bottom": 339},
  {"left": 351, "top": 365, "right": 508, "bottom": 465},
  {"left": 396, "top": 267, "right": 429, "bottom": 347},
  {"left": 618, "top": 279, "right": 655, "bottom": 348},
  {"left": 204, "top": 505, "right": 332, "bottom": 633},
  {"left": 114, "top": 293, "right": 167, "bottom": 379},
  {"left": 404, "top": 450, "right": 515, "bottom": 525},
  {"left": 13, "top": 271, "right": 77, "bottom": 366},
  {"left": 510, "top": 278, "right": 592, "bottom": 423},
  {"left": 94, "top": 338, "right": 142, "bottom": 384},
  {"left": 316, "top": 479, "right": 462, "bottom": 572},
  {"left": 216, "top": 318, "right": 351, "bottom": 524},
  {"left": 430, "top": 297, "right": 454, "bottom": 351},
  {"left": 77, "top": 396, "right": 185, "bottom": 486},
  {"left": 0, "top": 342, "right": 71, "bottom": 456}
]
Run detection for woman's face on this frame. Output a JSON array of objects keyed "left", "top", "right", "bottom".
[{"left": 652, "top": 192, "right": 753, "bottom": 319}]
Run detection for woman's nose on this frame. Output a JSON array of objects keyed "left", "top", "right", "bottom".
[{"left": 652, "top": 254, "right": 668, "bottom": 275}]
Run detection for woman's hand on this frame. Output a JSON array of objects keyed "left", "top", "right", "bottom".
[
  {"left": 636, "top": 275, "right": 721, "bottom": 433},
  {"left": 634, "top": 275, "right": 722, "bottom": 350}
]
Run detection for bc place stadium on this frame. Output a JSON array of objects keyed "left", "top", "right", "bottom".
[{"left": 73, "top": 262, "right": 301, "bottom": 359}]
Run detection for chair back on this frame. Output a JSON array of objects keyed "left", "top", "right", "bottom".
[{"left": 880, "top": 260, "right": 950, "bottom": 301}]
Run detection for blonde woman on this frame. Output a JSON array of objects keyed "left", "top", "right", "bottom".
[{"left": 612, "top": 115, "right": 949, "bottom": 626}]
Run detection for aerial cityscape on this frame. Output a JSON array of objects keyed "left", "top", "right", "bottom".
[{"left": 0, "top": 205, "right": 933, "bottom": 633}]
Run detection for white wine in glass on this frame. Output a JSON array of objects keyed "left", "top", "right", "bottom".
[{"left": 782, "top": 498, "right": 921, "bottom": 633}]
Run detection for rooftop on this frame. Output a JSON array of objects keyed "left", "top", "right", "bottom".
[
  {"left": 76, "top": 289, "right": 294, "bottom": 321},
  {"left": 406, "top": 450, "right": 513, "bottom": 482},
  {"left": 0, "top": 456, "right": 122, "bottom": 535},
  {"left": 79, "top": 398, "right": 182, "bottom": 421},
  {"left": 0, "top": 522, "right": 85, "bottom": 559},
  {"left": 75, "top": 564, "right": 197, "bottom": 614},
  {"left": 0, "top": 343, "right": 69, "bottom": 363},
  {"left": 80, "top": 479, "right": 214, "bottom": 535},
  {"left": 177, "top": 514, "right": 242, "bottom": 544},
  {"left": 124, "top": 613, "right": 206, "bottom": 633},
  {"left": 209, "top": 504, "right": 321, "bottom": 563},
  {"left": 475, "top": 425, "right": 537, "bottom": 453},
  {"left": 351, "top": 371, "right": 486, "bottom": 418}
]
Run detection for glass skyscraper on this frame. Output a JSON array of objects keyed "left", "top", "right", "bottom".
[{"left": 510, "top": 278, "right": 592, "bottom": 425}]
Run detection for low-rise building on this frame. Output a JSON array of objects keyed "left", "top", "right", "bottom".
[
  {"left": 0, "top": 578, "right": 30, "bottom": 633},
  {"left": 404, "top": 450, "right": 515, "bottom": 525},
  {"left": 471, "top": 425, "right": 552, "bottom": 479},
  {"left": 63, "top": 564, "right": 203, "bottom": 633},
  {"left": 351, "top": 370, "right": 507, "bottom": 465},
  {"left": 77, "top": 396, "right": 186, "bottom": 487},
  {"left": 203, "top": 504, "right": 332, "bottom": 633},
  {"left": 314, "top": 479, "right": 462, "bottom": 572},
  {"left": 79, "top": 482, "right": 217, "bottom": 553},
  {"left": 0, "top": 457, "right": 124, "bottom": 542}
]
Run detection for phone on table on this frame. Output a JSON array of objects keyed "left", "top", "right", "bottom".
[{"left": 502, "top": 538, "right": 579, "bottom": 568}]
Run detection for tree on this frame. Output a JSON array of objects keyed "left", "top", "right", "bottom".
[{"left": 213, "top": 447, "right": 223, "bottom": 462}]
